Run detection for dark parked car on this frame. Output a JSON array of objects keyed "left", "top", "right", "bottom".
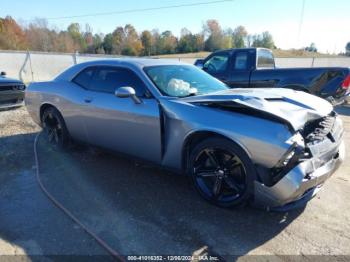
[
  {"left": 0, "top": 71, "right": 26, "bottom": 109},
  {"left": 195, "top": 48, "right": 350, "bottom": 105}
]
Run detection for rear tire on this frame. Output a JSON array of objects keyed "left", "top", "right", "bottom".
[
  {"left": 188, "top": 137, "right": 255, "bottom": 208},
  {"left": 41, "top": 107, "right": 70, "bottom": 150}
]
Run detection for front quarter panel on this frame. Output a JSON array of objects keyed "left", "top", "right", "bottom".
[{"left": 159, "top": 98, "right": 294, "bottom": 170}]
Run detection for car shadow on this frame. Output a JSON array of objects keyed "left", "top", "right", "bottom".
[
  {"left": 24, "top": 137, "right": 305, "bottom": 258},
  {"left": 0, "top": 133, "right": 111, "bottom": 259},
  {"left": 335, "top": 104, "right": 350, "bottom": 116}
]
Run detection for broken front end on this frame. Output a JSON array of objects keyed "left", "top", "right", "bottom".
[{"left": 254, "top": 112, "right": 345, "bottom": 211}]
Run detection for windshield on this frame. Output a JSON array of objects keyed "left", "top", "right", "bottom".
[{"left": 144, "top": 65, "right": 228, "bottom": 97}]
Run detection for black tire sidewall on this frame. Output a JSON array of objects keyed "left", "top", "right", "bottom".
[
  {"left": 42, "top": 107, "right": 69, "bottom": 149},
  {"left": 188, "top": 137, "right": 256, "bottom": 208}
]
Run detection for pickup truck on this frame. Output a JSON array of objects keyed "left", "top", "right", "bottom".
[{"left": 195, "top": 48, "right": 350, "bottom": 105}]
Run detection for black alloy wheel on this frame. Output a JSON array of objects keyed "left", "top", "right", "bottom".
[
  {"left": 189, "top": 137, "right": 255, "bottom": 207},
  {"left": 42, "top": 107, "right": 69, "bottom": 149}
]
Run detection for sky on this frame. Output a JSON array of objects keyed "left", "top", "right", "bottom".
[{"left": 1, "top": 0, "right": 349, "bottom": 53}]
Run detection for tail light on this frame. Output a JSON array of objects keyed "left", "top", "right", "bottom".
[{"left": 342, "top": 75, "right": 350, "bottom": 90}]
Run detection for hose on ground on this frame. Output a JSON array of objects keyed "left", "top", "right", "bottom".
[{"left": 34, "top": 132, "right": 125, "bottom": 261}]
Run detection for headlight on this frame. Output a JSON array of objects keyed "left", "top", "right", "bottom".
[
  {"left": 275, "top": 142, "right": 299, "bottom": 169},
  {"left": 271, "top": 136, "right": 305, "bottom": 185}
]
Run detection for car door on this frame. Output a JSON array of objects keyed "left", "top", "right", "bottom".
[
  {"left": 202, "top": 51, "right": 230, "bottom": 83},
  {"left": 226, "top": 51, "right": 252, "bottom": 88},
  {"left": 75, "top": 66, "right": 162, "bottom": 164}
]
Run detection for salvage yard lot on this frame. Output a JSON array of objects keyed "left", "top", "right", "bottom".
[{"left": 0, "top": 105, "right": 350, "bottom": 258}]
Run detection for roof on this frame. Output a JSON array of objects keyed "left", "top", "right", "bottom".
[
  {"left": 212, "top": 47, "right": 272, "bottom": 53},
  {"left": 55, "top": 57, "right": 190, "bottom": 81},
  {"left": 76, "top": 57, "right": 186, "bottom": 67}
]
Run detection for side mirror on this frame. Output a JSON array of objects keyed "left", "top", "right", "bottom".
[
  {"left": 115, "top": 86, "right": 142, "bottom": 104},
  {"left": 0, "top": 71, "right": 6, "bottom": 76},
  {"left": 194, "top": 59, "right": 204, "bottom": 69}
]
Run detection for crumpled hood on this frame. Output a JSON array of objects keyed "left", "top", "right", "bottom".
[{"left": 181, "top": 88, "right": 333, "bottom": 131}]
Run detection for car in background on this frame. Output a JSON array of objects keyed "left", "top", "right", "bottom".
[
  {"left": 0, "top": 71, "right": 26, "bottom": 109},
  {"left": 25, "top": 59, "right": 344, "bottom": 210},
  {"left": 195, "top": 48, "right": 350, "bottom": 105}
]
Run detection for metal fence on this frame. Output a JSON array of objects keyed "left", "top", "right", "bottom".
[{"left": 1, "top": 50, "right": 350, "bottom": 83}]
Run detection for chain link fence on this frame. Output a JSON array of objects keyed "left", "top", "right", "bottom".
[{"left": 1, "top": 50, "right": 350, "bottom": 83}]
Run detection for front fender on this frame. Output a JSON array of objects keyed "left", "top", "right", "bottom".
[{"left": 159, "top": 99, "right": 294, "bottom": 171}]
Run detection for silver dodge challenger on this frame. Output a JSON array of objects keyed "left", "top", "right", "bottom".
[{"left": 25, "top": 59, "right": 345, "bottom": 210}]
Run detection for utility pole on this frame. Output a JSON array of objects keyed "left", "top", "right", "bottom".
[{"left": 297, "top": 0, "right": 306, "bottom": 48}]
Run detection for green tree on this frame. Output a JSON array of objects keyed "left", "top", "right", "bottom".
[
  {"left": 151, "top": 29, "right": 160, "bottom": 55},
  {"left": 111, "top": 26, "right": 125, "bottom": 55},
  {"left": 232, "top": 26, "right": 247, "bottom": 48},
  {"left": 222, "top": 35, "right": 233, "bottom": 49},
  {"left": 305, "top": 42, "right": 317, "bottom": 52},
  {"left": 157, "top": 30, "right": 177, "bottom": 54},
  {"left": 193, "top": 34, "right": 204, "bottom": 52},
  {"left": 141, "top": 30, "right": 152, "bottom": 56},
  {"left": 93, "top": 34, "right": 104, "bottom": 54},
  {"left": 177, "top": 29, "right": 204, "bottom": 53},
  {"left": 251, "top": 35, "right": 262, "bottom": 48},
  {"left": 103, "top": 33, "right": 113, "bottom": 54},
  {"left": 67, "top": 23, "right": 86, "bottom": 52},
  {"left": 178, "top": 28, "right": 195, "bottom": 53},
  {"left": 261, "top": 31, "right": 274, "bottom": 49},
  {"left": 203, "top": 19, "right": 227, "bottom": 51},
  {"left": 251, "top": 31, "right": 275, "bottom": 49},
  {"left": 122, "top": 24, "right": 143, "bottom": 56}
]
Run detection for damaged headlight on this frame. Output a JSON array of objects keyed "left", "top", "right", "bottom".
[
  {"left": 271, "top": 133, "right": 305, "bottom": 184},
  {"left": 275, "top": 143, "right": 299, "bottom": 168}
]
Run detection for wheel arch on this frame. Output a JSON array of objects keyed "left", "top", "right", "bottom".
[
  {"left": 181, "top": 130, "right": 252, "bottom": 173},
  {"left": 39, "top": 103, "right": 59, "bottom": 122}
]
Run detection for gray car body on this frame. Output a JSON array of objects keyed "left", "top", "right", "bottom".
[{"left": 25, "top": 59, "right": 345, "bottom": 209}]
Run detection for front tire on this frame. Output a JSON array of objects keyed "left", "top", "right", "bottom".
[
  {"left": 41, "top": 107, "right": 70, "bottom": 149},
  {"left": 188, "top": 137, "right": 255, "bottom": 208}
]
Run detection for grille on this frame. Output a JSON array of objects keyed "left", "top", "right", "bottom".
[
  {"left": 302, "top": 113, "right": 336, "bottom": 143},
  {"left": 0, "top": 84, "right": 25, "bottom": 91}
]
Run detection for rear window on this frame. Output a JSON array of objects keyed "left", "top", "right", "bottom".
[
  {"left": 72, "top": 66, "right": 147, "bottom": 96},
  {"left": 73, "top": 67, "right": 95, "bottom": 88},
  {"left": 89, "top": 67, "right": 146, "bottom": 96},
  {"left": 257, "top": 49, "right": 275, "bottom": 68}
]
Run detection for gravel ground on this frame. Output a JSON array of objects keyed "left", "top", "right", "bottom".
[{"left": 0, "top": 106, "right": 350, "bottom": 260}]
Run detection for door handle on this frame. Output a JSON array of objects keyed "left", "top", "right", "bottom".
[{"left": 84, "top": 97, "right": 93, "bottom": 103}]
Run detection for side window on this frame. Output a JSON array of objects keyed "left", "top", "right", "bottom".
[
  {"left": 73, "top": 67, "right": 95, "bottom": 89},
  {"left": 203, "top": 53, "right": 229, "bottom": 73},
  {"left": 257, "top": 49, "right": 275, "bottom": 68},
  {"left": 234, "top": 52, "right": 248, "bottom": 70},
  {"left": 88, "top": 67, "right": 147, "bottom": 96}
]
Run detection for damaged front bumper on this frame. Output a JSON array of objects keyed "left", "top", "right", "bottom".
[{"left": 253, "top": 116, "right": 345, "bottom": 211}]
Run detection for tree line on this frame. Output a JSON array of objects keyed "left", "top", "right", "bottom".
[{"left": 0, "top": 16, "right": 276, "bottom": 55}]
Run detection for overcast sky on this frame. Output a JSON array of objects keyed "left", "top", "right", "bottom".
[{"left": 1, "top": 0, "right": 349, "bottom": 53}]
